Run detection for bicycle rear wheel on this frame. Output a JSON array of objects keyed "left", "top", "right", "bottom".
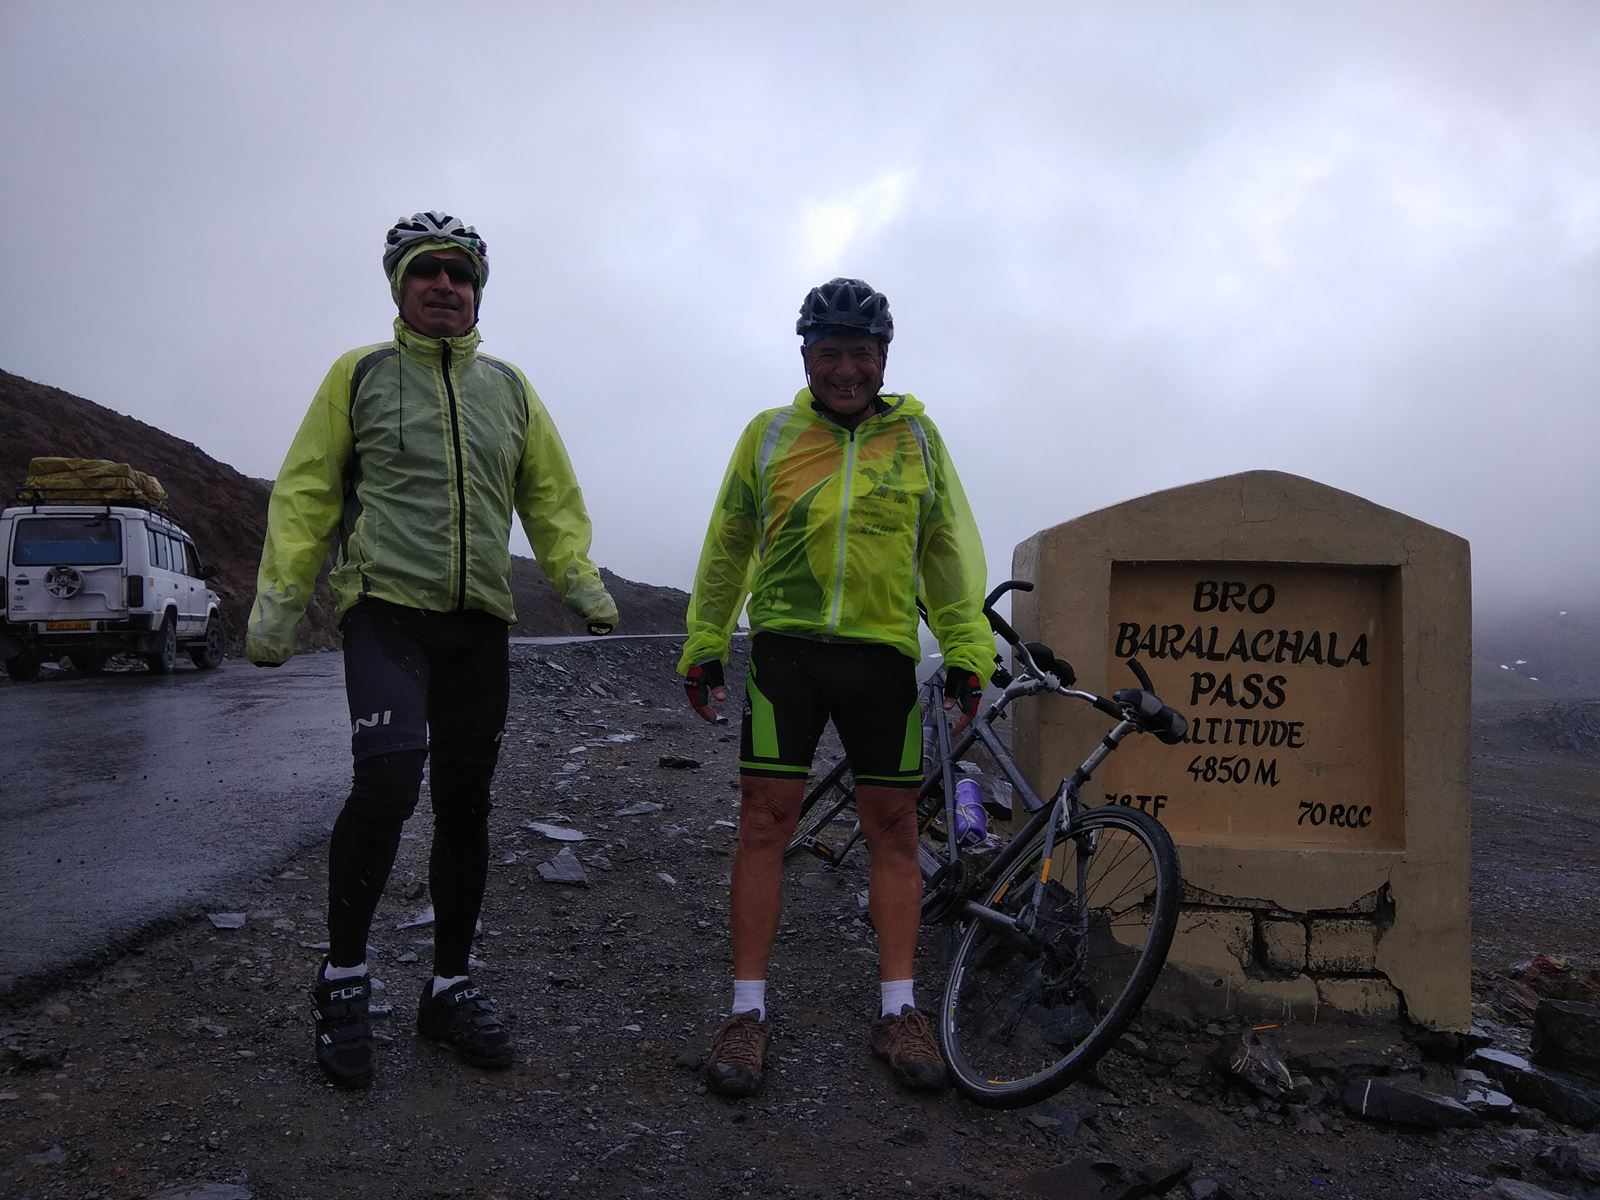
[
  {"left": 784, "top": 758, "right": 856, "bottom": 858},
  {"left": 938, "top": 804, "right": 1179, "bottom": 1107}
]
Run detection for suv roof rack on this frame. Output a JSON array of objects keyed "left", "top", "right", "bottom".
[{"left": 10, "top": 486, "right": 171, "bottom": 514}]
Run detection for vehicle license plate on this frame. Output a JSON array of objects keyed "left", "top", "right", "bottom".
[{"left": 45, "top": 620, "right": 92, "bottom": 631}]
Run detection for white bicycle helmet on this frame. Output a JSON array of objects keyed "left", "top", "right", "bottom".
[{"left": 382, "top": 211, "right": 489, "bottom": 286}]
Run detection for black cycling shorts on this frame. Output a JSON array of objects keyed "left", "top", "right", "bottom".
[
  {"left": 740, "top": 632, "right": 921, "bottom": 788},
  {"left": 341, "top": 598, "right": 510, "bottom": 763}
]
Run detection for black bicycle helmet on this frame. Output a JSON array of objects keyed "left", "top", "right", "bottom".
[
  {"left": 796, "top": 277, "right": 893, "bottom": 344},
  {"left": 382, "top": 211, "right": 489, "bottom": 286}
]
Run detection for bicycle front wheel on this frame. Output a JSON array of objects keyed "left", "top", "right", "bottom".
[{"left": 939, "top": 804, "right": 1179, "bottom": 1107}]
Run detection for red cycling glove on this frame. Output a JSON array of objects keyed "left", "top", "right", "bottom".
[
  {"left": 685, "top": 659, "right": 726, "bottom": 716},
  {"left": 943, "top": 670, "right": 983, "bottom": 720}
]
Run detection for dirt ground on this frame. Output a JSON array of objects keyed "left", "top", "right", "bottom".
[{"left": 3, "top": 638, "right": 1598, "bottom": 1200}]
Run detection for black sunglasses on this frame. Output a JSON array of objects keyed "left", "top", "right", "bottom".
[{"left": 405, "top": 254, "right": 478, "bottom": 285}]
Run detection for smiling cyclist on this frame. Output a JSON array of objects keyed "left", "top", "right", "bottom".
[{"left": 679, "top": 277, "right": 992, "bottom": 1096}]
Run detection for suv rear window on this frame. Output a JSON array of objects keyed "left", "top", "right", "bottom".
[{"left": 13, "top": 516, "right": 123, "bottom": 566}]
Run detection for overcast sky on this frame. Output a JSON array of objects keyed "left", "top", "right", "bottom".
[{"left": 3, "top": 2, "right": 1596, "bottom": 609}]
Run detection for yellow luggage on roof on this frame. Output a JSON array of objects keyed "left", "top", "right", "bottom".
[{"left": 20, "top": 457, "right": 170, "bottom": 509}]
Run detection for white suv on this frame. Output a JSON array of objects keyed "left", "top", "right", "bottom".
[{"left": 1, "top": 501, "right": 225, "bottom": 681}]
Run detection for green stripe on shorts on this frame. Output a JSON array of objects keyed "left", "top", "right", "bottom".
[
  {"left": 899, "top": 701, "right": 922, "bottom": 773},
  {"left": 747, "top": 670, "right": 778, "bottom": 760}
]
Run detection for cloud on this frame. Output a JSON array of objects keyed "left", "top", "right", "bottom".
[{"left": 2, "top": 1, "right": 1596, "bottom": 602}]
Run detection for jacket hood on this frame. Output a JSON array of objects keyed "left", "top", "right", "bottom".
[{"left": 393, "top": 316, "right": 481, "bottom": 366}]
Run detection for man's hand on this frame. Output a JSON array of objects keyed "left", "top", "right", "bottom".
[
  {"left": 942, "top": 669, "right": 983, "bottom": 722},
  {"left": 587, "top": 621, "right": 614, "bottom": 636},
  {"left": 684, "top": 659, "right": 727, "bottom": 723}
]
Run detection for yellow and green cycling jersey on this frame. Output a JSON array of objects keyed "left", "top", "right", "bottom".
[
  {"left": 679, "top": 388, "right": 991, "bottom": 680},
  {"left": 247, "top": 319, "right": 616, "bottom": 664}
]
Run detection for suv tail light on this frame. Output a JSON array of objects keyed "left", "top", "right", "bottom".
[{"left": 127, "top": 575, "right": 144, "bottom": 607}]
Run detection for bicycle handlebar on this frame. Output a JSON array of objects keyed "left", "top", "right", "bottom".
[
  {"left": 926, "top": 579, "right": 1187, "bottom": 746},
  {"left": 981, "top": 579, "right": 1031, "bottom": 646}
]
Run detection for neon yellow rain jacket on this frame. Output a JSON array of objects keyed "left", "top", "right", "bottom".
[
  {"left": 246, "top": 319, "right": 616, "bottom": 664},
  {"left": 679, "top": 389, "right": 991, "bottom": 679}
]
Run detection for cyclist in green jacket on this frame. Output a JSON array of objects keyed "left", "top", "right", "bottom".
[
  {"left": 680, "top": 277, "right": 991, "bottom": 1096},
  {"left": 247, "top": 211, "right": 617, "bottom": 1090}
]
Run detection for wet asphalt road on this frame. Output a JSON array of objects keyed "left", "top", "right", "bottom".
[{"left": 0, "top": 655, "right": 351, "bottom": 998}]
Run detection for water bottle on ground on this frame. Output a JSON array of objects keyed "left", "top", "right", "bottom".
[{"left": 953, "top": 777, "right": 988, "bottom": 846}]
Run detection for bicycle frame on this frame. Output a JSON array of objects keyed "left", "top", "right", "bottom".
[{"left": 924, "top": 666, "right": 1147, "bottom": 941}]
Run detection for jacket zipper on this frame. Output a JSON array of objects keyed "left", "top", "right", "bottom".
[
  {"left": 442, "top": 344, "right": 468, "bottom": 611},
  {"left": 827, "top": 426, "right": 857, "bottom": 634}
]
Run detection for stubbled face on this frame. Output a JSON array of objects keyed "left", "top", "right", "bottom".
[
  {"left": 399, "top": 247, "right": 477, "bottom": 338},
  {"left": 803, "top": 334, "right": 886, "bottom": 422}
]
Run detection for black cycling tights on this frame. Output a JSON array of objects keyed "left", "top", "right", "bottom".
[{"left": 327, "top": 600, "right": 510, "bottom": 979}]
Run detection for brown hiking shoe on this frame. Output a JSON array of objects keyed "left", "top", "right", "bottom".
[
  {"left": 871, "top": 1005, "right": 948, "bottom": 1092},
  {"left": 706, "top": 1009, "right": 769, "bottom": 1097}
]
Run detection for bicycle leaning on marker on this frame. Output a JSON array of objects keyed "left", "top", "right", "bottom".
[{"left": 786, "top": 579, "right": 1187, "bottom": 1107}]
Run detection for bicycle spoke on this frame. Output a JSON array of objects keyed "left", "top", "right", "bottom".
[{"left": 940, "top": 806, "right": 1178, "bottom": 1107}]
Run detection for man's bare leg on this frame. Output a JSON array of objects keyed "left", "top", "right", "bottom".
[
  {"left": 730, "top": 774, "right": 806, "bottom": 980},
  {"left": 855, "top": 784, "right": 921, "bottom": 983}
]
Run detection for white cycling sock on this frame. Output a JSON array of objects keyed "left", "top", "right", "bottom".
[
  {"left": 881, "top": 979, "right": 915, "bottom": 1017},
  {"left": 732, "top": 979, "right": 767, "bottom": 1020},
  {"left": 322, "top": 961, "right": 367, "bottom": 982},
  {"left": 432, "top": 974, "right": 468, "bottom": 997}
]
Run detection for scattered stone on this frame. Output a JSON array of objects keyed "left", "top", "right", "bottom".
[
  {"left": 1223, "top": 1031, "right": 1300, "bottom": 1099},
  {"left": 149, "top": 1185, "right": 255, "bottom": 1200},
  {"left": 397, "top": 904, "right": 435, "bottom": 930},
  {"left": 25, "top": 1144, "right": 66, "bottom": 1165},
  {"left": 1341, "top": 1077, "right": 1480, "bottom": 1128},
  {"left": 1531, "top": 998, "right": 1600, "bottom": 1081},
  {"left": 1467, "top": 1047, "right": 1600, "bottom": 1129},
  {"left": 1019, "top": 1153, "right": 1191, "bottom": 1199},
  {"left": 1028, "top": 1101, "right": 1088, "bottom": 1141},
  {"left": 657, "top": 872, "right": 677, "bottom": 886},
  {"left": 1463, "top": 1086, "right": 1517, "bottom": 1120},
  {"left": 614, "top": 801, "right": 663, "bottom": 817},
  {"left": 1275, "top": 1022, "right": 1412, "bottom": 1080},
  {"left": 1470, "top": 1181, "right": 1571, "bottom": 1200},
  {"left": 1536, "top": 1142, "right": 1600, "bottom": 1185},
  {"left": 1413, "top": 1020, "right": 1495, "bottom": 1063},
  {"left": 205, "top": 912, "right": 246, "bottom": 930},
  {"left": 658, "top": 755, "right": 701, "bottom": 769},
  {"left": 888, "top": 1126, "right": 929, "bottom": 1146},
  {"left": 537, "top": 848, "right": 590, "bottom": 887},
  {"left": 525, "top": 821, "right": 590, "bottom": 842}
]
